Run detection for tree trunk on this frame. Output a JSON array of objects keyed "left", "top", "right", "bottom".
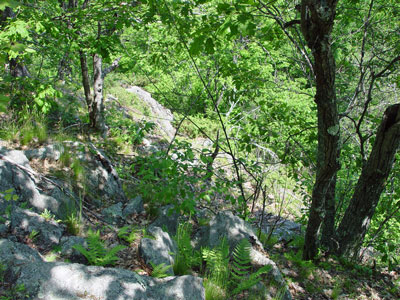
[
  {"left": 336, "top": 103, "right": 400, "bottom": 257},
  {"left": 300, "top": 0, "right": 340, "bottom": 260},
  {"left": 90, "top": 53, "right": 106, "bottom": 133},
  {"left": 320, "top": 174, "right": 337, "bottom": 251},
  {"left": 79, "top": 50, "right": 92, "bottom": 112}
]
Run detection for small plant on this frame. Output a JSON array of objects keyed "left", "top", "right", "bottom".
[
  {"left": 149, "top": 262, "right": 172, "bottom": 278},
  {"left": 230, "top": 239, "right": 271, "bottom": 295},
  {"left": 72, "top": 229, "right": 126, "bottom": 266},
  {"left": 40, "top": 209, "right": 55, "bottom": 221},
  {"left": 28, "top": 229, "right": 40, "bottom": 241},
  {"left": 173, "top": 222, "right": 199, "bottom": 275},
  {"left": 64, "top": 213, "right": 82, "bottom": 235},
  {"left": 117, "top": 226, "right": 139, "bottom": 244}
]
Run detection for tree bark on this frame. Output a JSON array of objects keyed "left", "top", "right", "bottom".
[
  {"left": 79, "top": 50, "right": 92, "bottom": 112},
  {"left": 320, "top": 174, "right": 337, "bottom": 251},
  {"left": 90, "top": 53, "right": 106, "bottom": 133},
  {"left": 300, "top": 0, "right": 340, "bottom": 260},
  {"left": 336, "top": 103, "right": 400, "bottom": 257}
]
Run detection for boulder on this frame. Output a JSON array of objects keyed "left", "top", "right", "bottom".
[
  {"left": 0, "top": 149, "right": 60, "bottom": 213},
  {"left": 102, "top": 202, "right": 124, "bottom": 225},
  {"left": 123, "top": 196, "right": 144, "bottom": 217},
  {"left": 193, "top": 210, "right": 262, "bottom": 251},
  {"left": 139, "top": 226, "right": 177, "bottom": 276},
  {"left": 250, "top": 248, "right": 292, "bottom": 300},
  {"left": 60, "top": 236, "right": 88, "bottom": 263},
  {"left": 149, "top": 205, "right": 181, "bottom": 236},
  {"left": 262, "top": 217, "right": 302, "bottom": 242},
  {"left": 11, "top": 207, "right": 64, "bottom": 248},
  {"left": 126, "top": 86, "right": 176, "bottom": 139},
  {"left": 0, "top": 239, "right": 205, "bottom": 300}
]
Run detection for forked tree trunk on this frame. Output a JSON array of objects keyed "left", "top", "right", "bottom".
[
  {"left": 337, "top": 103, "right": 400, "bottom": 257},
  {"left": 300, "top": 0, "right": 340, "bottom": 260}
]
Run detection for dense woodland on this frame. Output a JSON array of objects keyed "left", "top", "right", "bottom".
[{"left": 1, "top": 0, "right": 400, "bottom": 299}]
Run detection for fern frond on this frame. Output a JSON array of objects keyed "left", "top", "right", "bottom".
[{"left": 150, "top": 262, "right": 172, "bottom": 278}]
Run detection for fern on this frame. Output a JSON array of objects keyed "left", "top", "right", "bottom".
[
  {"left": 173, "top": 222, "right": 199, "bottom": 275},
  {"left": 150, "top": 262, "right": 172, "bottom": 278},
  {"left": 118, "top": 225, "right": 139, "bottom": 244},
  {"left": 202, "top": 238, "right": 230, "bottom": 287},
  {"left": 73, "top": 229, "right": 126, "bottom": 266},
  {"left": 230, "top": 239, "right": 272, "bottom": 295}
]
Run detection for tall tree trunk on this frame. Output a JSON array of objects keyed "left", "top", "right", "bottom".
[
  {"left": 90, "top": 53, "right": 106, "bottom": 133},
  {"left": 300, "top": 0, "right": 340, "bottom": 260},
  {"left": 336, "top": 103, "right": 400, "bottom": 257},
  {"left": 79, "top": 50, "right": 92, "bottom": 112},
  {"left": 321, "top": 174, "right": 337, "bottom": 251}
]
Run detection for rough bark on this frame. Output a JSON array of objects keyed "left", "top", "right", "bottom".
[
  {"left": 79, "top": 50, "right": 92, "bottom": 112},
  {"left": 320, "top": 174, "right": 337, "bottom": 251},
  {"left": 90, "top": 53, "right": 105, "bottom": 133},
  {"left": 336, "top": 103, "right": 400, "bottom": 257},
  {"left": 300, "top": 0, "right": 340, "bottom": 260}
]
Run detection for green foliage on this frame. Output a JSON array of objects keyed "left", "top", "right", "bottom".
[
  {"left": 132, "top": 140, "right": 236, "bottom": 216},
  {"left": 149, "top": 262, "right": 172, "bottom": 278},
  {"left": 202, "top": 238, "right": 271, "bottom": 298},
  {"left": 284, "top": 250, "right": 316, "bottom": 279},
  {"left": 173, "top": 222, "right": 200, "bottom": 275},
  {"left": 40, "top": 209, "right": 55, "bottom": 221},
  {"left": 105, "top": 106, "right": 155, "bottom": 152},
  {"left": 117, "top": 226, "right": 139, "bottom": 244},
  {"left": 72, "top": 229, "right": 126, "bottom": 266},
  {"left": 28, "top": 229, "right": 40, "bottom": 241}
]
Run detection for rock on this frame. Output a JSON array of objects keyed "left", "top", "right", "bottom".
[
  {"left": 0, "top": 147, "right": 75, "bottom": 218},
  {"left": 263, "top": 217, "right": 302, "bottom": 242},
  {"left": 10, "top": 207, "right": 64, "bottom": 248},
  {"left": 139, "top": 226, "right": 177, "bottom": 275},
  {"left": 126, "top": 86, "right": 176, "bottom": 139},
  {"left": 0, "top": 222, "right": 9, "bottom": 237},
  {"left": 60, "top": 236, "right": 88, "bottom": 263},
  {"left": 194, "top": 210, "right": 263, "bottom": 251},
  {"left": 149, "top": 205, "right": 181, "bottom": 236},
  {"left": 123, "top": 196, "right": 144, "bottom": 217},
  {"left": 102, "top": 202, "right": 124, "bottom": 225},
  {"left": 250, "top": 248, "right": 292, "bottom": 300},
  {"left": 1, "top": 239, "right": 205, "bottom": 300},
  {"left": 24, "top": 144, "right": 62, "bottom": 160}
]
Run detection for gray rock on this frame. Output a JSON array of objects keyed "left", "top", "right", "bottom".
[
  {"left": 195, "top": 210, "right": 263, "bottom": 251},
  {"left": 1, "top": 239, "right": 205, "bottom": 300},
  {"left": 24, "top": 144, "right": 62, "bottom": 160},
  {"left": 264, "top": 218, "right": 302, "bottom": 242},
  {"left": 123, "top": 196, "right": 144, "bottom": 216},
  {"left": 60, "top": 236, "right": 88, "bottom": 263},
  {"left": 250, "top": 248, "right": 292, "bottom": 300},
  {"left": 126, "top": 86, "right": 176, "bottom": 139},
  {"left": 0, "top": 147, "right": 75, "bottom": 218},
  {"left": 11, "top": 207, "right": 64, "bottom": 248},
  {"left": 139, "top": 226, "right": 177, "bottom": 275},
  {"left": 102, "top": 202, "right": 124, "bottom": 225},
  {"left": 0, "top": 222, "right": 9, "bottom": 237},
  {"left": 149, "top": 205, "right": 181, "bottom": 236}
]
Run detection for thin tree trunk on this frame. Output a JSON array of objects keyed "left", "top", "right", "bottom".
[
  {"left": 336, "top": 103, "right": 400, "bottom": 257},
  {"left": 90, "top": 53, "right": 105, "bottom": 132},
  {"left": 79, "top": 50, "right": 92, "bottom": 114},
  {"left": 300, "top": 0, "right": 340, "bottom": 260}
]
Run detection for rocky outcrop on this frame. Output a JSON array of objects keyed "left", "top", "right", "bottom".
[
  {"left": 126, "top": 86, "right": 176, "bottom": 139},
  {"left": 0, "top": 239, "right": 205, "bottom": 300},
  {"left": 0, "top": 148, "right": 73, "bottom": 218},
  {"left": 139, "top": 226, "right": 177, "bottom": 276},
  {"left": 10, "top": 207, "right": 64, "bottom": 248}
]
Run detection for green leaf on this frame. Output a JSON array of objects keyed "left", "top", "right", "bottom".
[
  {"left": 0, "top": 0, "right": 19, "bottom": 10},
  {"left": 205, "top": 38, "right": 214, "bottom": 54}
]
